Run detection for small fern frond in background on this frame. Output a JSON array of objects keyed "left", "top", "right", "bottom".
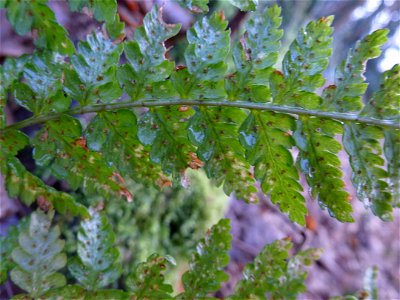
[
  {"left": 10, "top": 210, "right": 67, "bottom": 298},
  {"left": 68, "top": 209, "right": 122, "bottom": 290}
]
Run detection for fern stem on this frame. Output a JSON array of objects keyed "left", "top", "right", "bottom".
[{"left": 1, "top": 100, "right": 398, "bottom": 133}]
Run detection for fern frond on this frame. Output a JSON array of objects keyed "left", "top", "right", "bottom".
[
  {"left": 64, "top": 32, "right": 123, "bottom": 105},
  {"left": 2, "top": 0, "right": 74, "bottom": 54},
  {"left": 69, "top": 210, "right": 122, "bottom": 290},
  {"left": 126, "top": 254, "right": 175, "bottom": 299},
  {"left": 10, "top": 210, "right": 67, "bottom": 298},
  {"left": 230, "top": 239, "right": 321, "bottom": 299},
  {"left": 177, "top": 218, "right": 231, "bottom": 299}
]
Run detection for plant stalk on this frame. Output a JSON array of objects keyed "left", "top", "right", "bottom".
[{"left": 1, "top": 99, "right": 399, "bottom": 133}]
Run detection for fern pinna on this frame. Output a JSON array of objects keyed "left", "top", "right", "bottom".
[{"left": 0, "top": 0, "right": 398, "bottom": 297}]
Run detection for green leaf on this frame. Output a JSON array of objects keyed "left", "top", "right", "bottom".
[
  {"left": 0, "top": 129, "right": 29, "bottom": 160},
  {"left": 106, "top": 14, "right": 125, "bottom": 40},
  {"left": 138, "top": 107, "right": 195, "bottom": 177},
  {"left": 0, "top": 55, "right": 30, "bottom": 128},
  {"left": 323, "top": 30, "right": 389, "bottom": 112},
  {"left": 32, "top": 115, "right": 131, "bottom": 201},
  {"left": 343, "top": 123, "right": 392, "bottom": 221},
  {"left": 384, "top": 129, "right": 400, "bottom": 207},
  {"left": 189, "top": 107, "right": 257, "bottom": 201},
  {"left": 294, "top": 117, "right": 353, "bottom": 222},
  {"left": 228, "top": 0, "right": 257, "bottom": 11},
  {"left": 177, "top": 219, "right": 231, "bottom": 299},
  {"left": 14, "top": 53, "right": 70, "bottom": 115},
  {"left": 68, "top": 0, "right": 117, "bottom": 23},
  {"left": 4, "top": 0, "right": 74, "bottom": 54},
  {"left": 69, "top": 209, "right": 121, "bottom": 290},
  {"left": 362, "top": 64, "right": 400, "bottom": 120},
  {"left": 272, "top": 16, "right": 333, "bottom": 109},
  {"left": 10, "top": 210, "right": 67, "bottom": 298},
  {"left": 227, "top": 5, "right": 282, "bottom": 102},
  {"left": 363, "top": 64, "right": 400, "bottom": 206},
  {"left": 240, "top": 111, "right": 307, "bottom": 224},
  {"left": 126, "top": 254, "right": 175, "bottom": 299},
  {"left": 65, "top": 32, "right": 123, "bottom": 105},
  {"left": 230, "top": 239, "right": 321, "bottom": 299},
  {"left": 176, "top": 0, "right": 209, "bottom": 13},
  {"left": 86, "top": 109, "right": 167, "bottom": 186},
  {"left": 118, "top": 6, "right": 180, "bottom": 100},
  {"left": 185, "top": 12, "right": 230, "bottom": 81}
]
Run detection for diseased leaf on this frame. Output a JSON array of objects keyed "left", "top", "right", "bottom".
[
  {"left": 5, "top": 157, "right": 89, "bottom": 217},
  {"left": 14, "top": 53, "right": 70, "bottom": 115},
  {"left": 32, "top": 115, "right": 131, "bottom": 201},
  {"left": 323, "top": 30, "right": 389, "bottom": 112},
  {"left": 272, "top": 16, "right": 333, "bottom": 109},
  {"left": 126, "top": 254, "right": 175, "bottom": 299},
  {"left": 86, "top": 109, "right": 167, "bottom": 186},
  {"left": 189, "top": 107, "right": 257, "bottom": 201},
  {"left": 65, "top": 32, "right": 123, "bottom": 105},
  {"left": 10, "top": 210, "right": 67, "bottom": 298},
  {"left": 328, "top": 34, "right": 393, "bottom": 220},
  {"left": 69, "top": 210, "right": 122, "bottom": 290},
  {"left": 177, "top": 219, "right": 231, "bottom": 299},
  {"left": 227, "top": 5, "right": 282, "bottom": 102},
  {"left": 230, "top": 239, "right": 321, "bottom": 299},
  {"left": 138, "top": 107, "right": 195, "bottom": 178},
  {"left": 294, "top": 117, "right": 353, "bottom": 222},
  {"left": 364, "top": 64, "right": 400, "bottom": 206},
  {"left": 117, "top": 6, "right": 181, "bottom": 100},
  {"left": 185, "top": 12, "right": 230, "bottom": 82},
  {"left": 240, "top": 111, "right": 307, "bottom": 224},
  {"left": 343, "top": 123, "right": 392, "bottom": 220}
]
